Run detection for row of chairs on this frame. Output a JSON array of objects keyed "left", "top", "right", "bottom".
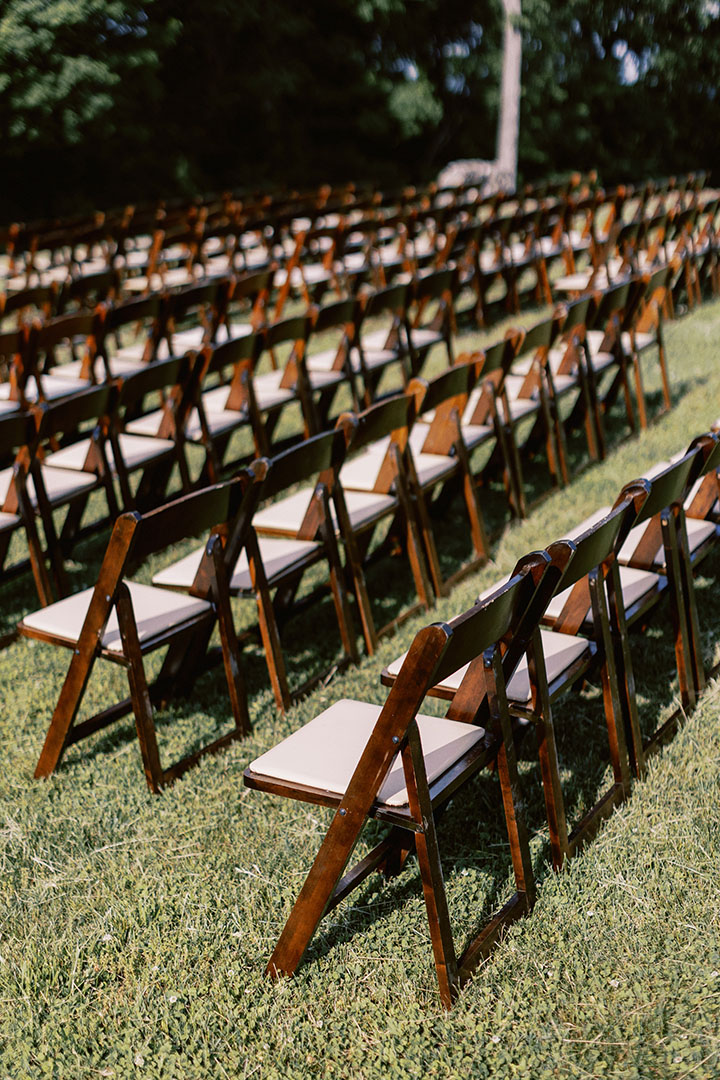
[
  {"left": 244, "top": 430, "right": 720, "bottom": 1007},
  {"left": 2, "top": 173, "right": 710, "bottom": 329},
  {"left": 18, "top": 384, "right": 719, "bottom": 798},
  {"left": 0, "top": 264, "right": 674, "bottom": 619}
]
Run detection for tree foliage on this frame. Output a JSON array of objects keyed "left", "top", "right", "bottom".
[{"left": 0, "top": 0, "right": 718, "bottom": 218}]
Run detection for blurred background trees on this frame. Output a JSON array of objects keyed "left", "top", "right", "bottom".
[{"left": 0, "top": 0, "right": 718, "bottom": 217}]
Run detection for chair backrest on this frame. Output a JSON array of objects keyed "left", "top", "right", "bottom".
[
  {"left": 263, "top": 312, "right": 313, "bottom": 352},
  {"left": 254, "top": 427, "right": 347, "bottom": 503},
  {"left": 0, "top": 409, "right": 38, "bottom": 459},
  {"left": 34, "top": 383, "right": 118, "bottom": 442},
  {"left": 631, "top": 447, "right": 704, "bottom": 526},
  {"left": 115, "top": 353, "right": 194, "bottom": 413},
  {"left": 338, "top": 392, "right": 415, "bottom": 457},
  {"left": 128, "top": 475, "right": 249, "bottom": 571}
]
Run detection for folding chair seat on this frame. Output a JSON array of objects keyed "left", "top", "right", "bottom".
[
  {"left": 244, "top": 548, "right": 559, "bottom": 1007},
  {"left": 0, "top": 410, "right": 55, "bottom": 608},
  {"left": 351, "top": 281, "right": 412, "bottom": 405},
  {"left": 403, "top": 359, "right": 490, "bottom": 594},
  {"left": 20, "top": 477, "right": 253, "bottom": 792},
  {"left": 48, "top": 355, "right": 195, "bottom": 511},
  {"left": 153, "top": 430, "right": 358, "bottom": 712}
]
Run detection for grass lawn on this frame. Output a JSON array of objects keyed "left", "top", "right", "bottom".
[{"left": 1, "top": 297, "right": 720, "bottom": 1078}]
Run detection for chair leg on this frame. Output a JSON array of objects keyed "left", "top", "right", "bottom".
[
  {"left": 401, "top": 730, "right": 460, "bottom": 1009},
  {"left": 631, "top": 352, "right": 649, "bottom": 431},
  {"left": 116, "top": 583, "right": 164, "bottom": 792},
  {"left": 210, "top": 537, "right": 252, "bottom": 736},
  {"left": 247, "top": 532, "right": 291, "bottom": 713}
]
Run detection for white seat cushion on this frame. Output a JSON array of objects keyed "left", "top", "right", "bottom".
[
  {"left": 247, "top": 698, "right": 485, "bottom": 808},
  {"left": 0, "top": 509, "right": 21, "bottom": 531},
  {"left": 44, "top": 433, "right": 173, "bottom": 474},
  {"left": 21, "top": 581, "right": 211, "bottom": 653},
  {"left": 546, "top": 565, "right": 660, "bottom": 624},
  {"left": 619, "top": 516, "right": 716, "bottom": 568},
  {"left": 184, "top": 407, "right": 245, "bottom": 442},
  {"left": 153, "top": 535, "right": 320, "bottom": 594},
  {"left": 0, "top": 375, "right": 90, "bottom": 403},
  {"left": 125, "top": 410, "right": 165, "bottom": 438},
  {"left": 385, "top": 628, "right": 590, "bottom": 704},
  {"left": 252, "top": 485, "right": 396, "bottom": 536},
  {"left": 0, "top": 464, "right": 97, "bottom": 506}
]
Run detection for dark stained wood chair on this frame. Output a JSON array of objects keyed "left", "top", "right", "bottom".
[
  {"left": 405, "top": 358, "right": 490, "bottom": 595},
  {"left": 20, "top": 476, "right": 255, "bottom": 792},
  {"left": 153, "top": 429, "right": 358, "bottom": 713},
  {"left": 244, "top": 546, "right": 561, "bottom": 1008},
  {"left": 0, "top": 409, "right": 55, "bottom": 609},
  {"left": 384, "top": 492, "right": 647, "bottom": 869},
  {"left": 351, "top": 281, "right": 413, "bottom": 406}
]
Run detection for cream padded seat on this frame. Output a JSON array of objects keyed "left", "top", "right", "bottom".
[
  {"left": 44, "top": 433, "right": 173, "bottom": 474},
  {"left": 20, "top": 581, "right": 211, "bottom": 653},
  {"left": 251, "top": 486, "right": 396, "bottom": 536},
  {"left": 545, "top": 565, "right": 660, "bottom": 623},
  {"left": 153, "top": 535, "right": 320, "bottom": 594},
  {"left": 0, "top": 375, "right": 90, "bottom": 402},
  {"left": 183, "top": 407, "right": 245, "bottom": 442},
  {"left": 618, "top": 516, "right": 716, "bottom": 568},
  {"left": 0, "top": 463, "right": 97, "bottom": 506},
  {"left": 247, "top": 698, "right": 485, "bottom": 808},
  {"left": 386, "top": 628, "right": 590, "bottom": 704}
]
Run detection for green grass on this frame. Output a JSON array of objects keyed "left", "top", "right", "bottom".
[{"left": 2, "top": 299, "right": 720, "bottom": 1077}]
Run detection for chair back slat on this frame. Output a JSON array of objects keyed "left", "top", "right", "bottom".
[
  {"left": 130, "top": 477, "right": 247, "bottom": 563},
  {"left": 634, "top": 449, "right": 702, "bottom": 523},
  {"left": 258, "top": 428, "right": 345, "bottom": 501}
]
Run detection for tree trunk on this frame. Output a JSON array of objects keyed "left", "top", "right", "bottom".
[{"left": 495, "top": 0, "right": 522, "bottom": 190}]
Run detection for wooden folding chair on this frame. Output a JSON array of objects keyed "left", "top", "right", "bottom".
[
  {"left": 583, "top": 280, "right": 640, "bottom": 444},
  {"left": 610, "top": 443, "right": 711, "bottom": 759},
  {"left": 618, "top": 264, "right": 674, "bottom": 428},
  {"left": 333, "top": 393, "right": 435, "bottom": 652},
  {"left": 351, "top": 281, "right": 413, "bottom": 406},
  {"left": 20, "top": 477, "right": 254, "bottom": 792},
  {"left": 0, "top": 409, "right": 55, "bottom": 610},
  {"left": 29, "top": 385, "right": 120, "bottom": 579},
  {"left": 384, "top": 494, "right": 646, "bottom": 869},
  {"left": 244, "top": 547, "right": 559, "bottom": 1007},
  {"left": 303, "top": 297, "right": 362, "bottom": 421},
  {"left": 94, "top": 293, "right": 170, "bottom": 379},
  {"left": 47, "top": 355, "right": 195, "bottom": 512},
  {"left": 405, "top": 358, "right": 490, "bottom": 594},
  {"left": 12, "top": 314, "right": 96, "bottom": 402},
  {"left": 154, "top": 429, "right": 358, "bottom": 712},
  {"left": 406, "top": 267, "right": 457, "bottom": 377}
]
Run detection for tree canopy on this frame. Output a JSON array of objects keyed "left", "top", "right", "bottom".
[{"left": 0, "top": 0, "right": 718, "bottom": 217}]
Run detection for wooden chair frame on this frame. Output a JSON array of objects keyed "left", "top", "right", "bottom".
[
  {"left": 245, "top": 548, "right": 560, "bottom": 1007},
  {"left": 21, "top": 477, "right": 255, "bottom": 792}
]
